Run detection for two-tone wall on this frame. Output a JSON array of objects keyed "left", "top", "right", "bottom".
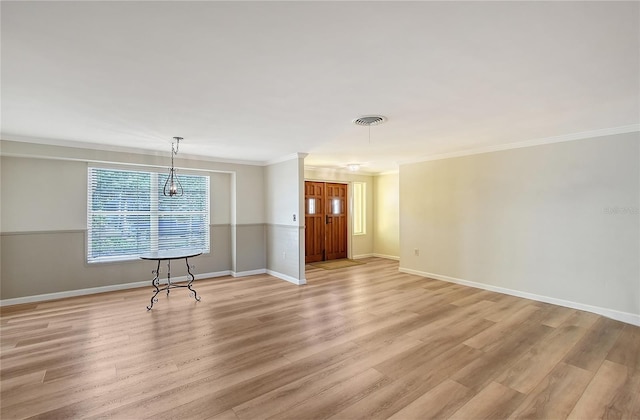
[
  {"left": 265, "top": 155, "right": 306, "bottom": 284},
  {"left": 399, "top": 132, "right": 640, "bottom": 325},
  {"left": 0, "top": 140, "right": 274, "bottom": 302}
]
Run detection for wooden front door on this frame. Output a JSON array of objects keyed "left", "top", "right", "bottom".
[
  {"left": 305, "top": 181, "right": 348, "bottom": 263},
  {"left": 325, "top": 183, "right": 348, "bottom": 260},
  {"left": 305, "top": 182, "right": 325, "bottom": 263}
]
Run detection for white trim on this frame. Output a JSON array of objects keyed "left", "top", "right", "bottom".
[
  {"left": 377, "top": 170, "right": 399, "bottom": 176},
  {"left": 265, "top": 153, "right": 308, "bottom": 166},
  {"left": 399, "top": 267, "right": 640, "bottom": 327},
  {"left": 0, "top": 271, "right": 231, "bottom": 307},
  {"left": 229, "top": 268, "right": 305, "bottom": 285},
  {"left": 372, "top": 253, "right": 400, "bottom": 261},
  {"left": 355, "top": 253, "right": 401, "bottom": 261},
  {"left": 1, "top": 135, "right": 263, "bottom": 167},
  {"left": 231, "top": 269, "right": 267, "bottom": 277},
  {"left": 353, "top": 253, "right": 373, "bottom": 259},
  {"left": 1, "top": 151, "right": 239, "bottom": 175},
  {"left": 304, "top": 178, "right": 349, "bottom": 185},
  {"left": 266, "top": 269, "right": 306, "bottom": 285},
  {"left": 398, "top": 124, "right": 640, "bottom": 165},
  {"left": 304, "top": 166, "right": 378, "bottom": 176}
]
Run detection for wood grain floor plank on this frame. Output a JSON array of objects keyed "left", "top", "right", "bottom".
[
  {"left": 405, "top": 299, "right": 494, "bottom": 341},
  {"left": 264, "top": 368, "right": 391, "bottom": 420},
  {"left": 606, "top": 324, "right": 640, "bottom": 370},
  {"left": 0, "top": 370, "right": 45, "bottom": 393},
  {"left": 386, "top": 379, "right": 473, "bottom": 420},
  {"left": 361, "top": 344, "right": 484, "bottom": 418},
  {"left": 564, "top": 317, "right": 625, "bottom": 372},
  {"left": 206, "top": 409, "right": 240, "bottom": 420},
  {"left": 103, "top": 341, "right": 366, "bottom": 419},
  {"left": 452, "top": 321, "right": 553, "bottom": 391},
  {"left": 450, "top": 381, "right": 525, "bottom": 419},
  {"left": 568, "top": 360, "right": 640, "bottom": 420},
  {"left": 508, "top": 362, "right": 593, "bottom": 420},
  {"left": 539, "top": 305, "right": 577, "bottom": 328},
  {"left": 463, "top": 304, "right": 544, "bottom": 350},
  {"left": 497, "top": 323, "right": 587, "bottom": 394},
  {"left": 1, "top": 258, "right": 638, "bottom": 420},
  {"left": 233, "top": 335, "right": 421, "bottom": 420}
]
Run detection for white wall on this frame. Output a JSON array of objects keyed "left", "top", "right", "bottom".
[
  {"left": 373, "top": 172, "right": 399, "bottom": 259},
  {"left": 399, "top": 132, "right": 640, "bottom": 324},
  {"left": 304, "top": 168, "right": 374, "bottom": 259},
  {"left": 265, "top": 156, "right": 304, "bottom": 226},
  {"left": 264, "top": 155, "right": 306, "bottom": 283}
]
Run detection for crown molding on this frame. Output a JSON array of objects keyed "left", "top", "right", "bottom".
[
  {"left": 0, "top": 134, "right": 266, "bottom": 167},
  {"left": 264, "top": 152, "right": 309, "bottom": 166},
  {"left": 377, "top": 169, "right": 400, "bottom": 176},
  {"left": 398, "top": 124, "right": 640, "bottom": 166}
]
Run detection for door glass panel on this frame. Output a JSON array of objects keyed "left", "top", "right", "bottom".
[
  {"left": 307, "top": 198, "right": 316, "bottom": 215},
  {"left": 332, "top": 198, "right": 341, "bottom": 215}
]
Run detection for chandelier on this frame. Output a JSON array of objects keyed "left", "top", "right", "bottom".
[{"left": 163, "top": 136, "right": 184, "bottom": 197}]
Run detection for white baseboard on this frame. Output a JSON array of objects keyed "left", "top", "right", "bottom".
[
  {"left": 0, "top": 268, "right": 308, "bottom": 307},
  {"left": 231, "top": 269, "right": 267, "bottom": 277},
  {"left": 399, "top": 267, "right": 640, "bottom": 327},
  {"left": 352, "top": 253, "right": 373, "bottom": 259},
  {"left": 353, "top": 253, "right": 399, "bottom": 261},
  {"left": 266, "top": 270, "right": 306, "bottom": 285},
  {"left": 372, "top": 253, "right": 400, "bottom": 261},
  {"left": 231, "top": 267, "right": 305, "bottom": 285},
  {"left": 0, "top": 271, "right": 231, "bottom": 307}
]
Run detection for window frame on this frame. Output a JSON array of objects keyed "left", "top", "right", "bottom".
[
  {"left": 87, "top": 166, "right": 210, "bottom": 264},
  {"left": 352, "top": 181, "right": 366, "bottom": 236}
]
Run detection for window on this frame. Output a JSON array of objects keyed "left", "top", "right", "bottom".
[
  {"left": 353, "top": 182, "right": 366, "bottom": 235},
  {"left": 87, "top": 167, "right": 209, "bottom": 263},
  {"left": 307, "top": 198, "right": 316, "bottom": 215},
  {"left": 332, "top": 198, "right": 341, "bottom": 215}
]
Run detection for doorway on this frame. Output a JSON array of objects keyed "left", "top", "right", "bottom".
[{"left": 305, "top": 181, "right": 348, "bottom": 263}]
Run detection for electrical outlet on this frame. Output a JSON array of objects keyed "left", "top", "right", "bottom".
[{"left": 414, "top": 248, "right": 419, "bottom": 256}]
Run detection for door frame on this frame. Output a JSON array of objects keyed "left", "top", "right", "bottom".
[{"left": 304, "top": 179, "right": 352, "bottom": 260}]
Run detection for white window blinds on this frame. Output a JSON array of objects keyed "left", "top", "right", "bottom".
[{"left": 87, "top": 167, "right": 210, "bottom": 263}]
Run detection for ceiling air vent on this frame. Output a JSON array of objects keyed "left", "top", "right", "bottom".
[{"left": 352, "top": 115, "right": 387, "bottom": 126}]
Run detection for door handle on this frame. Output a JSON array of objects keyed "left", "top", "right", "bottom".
[{"left": 326, "top": 215, "right": 331, "bottom": 224}]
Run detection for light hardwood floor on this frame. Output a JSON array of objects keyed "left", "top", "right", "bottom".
[{"left": 1, "top": 258, "right": 638, "bottom": 419}]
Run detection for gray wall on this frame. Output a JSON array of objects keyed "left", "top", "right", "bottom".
[
  {"left": 399, "top": 132, "right": 640, "bottom": 320},
  {"left": 0, "top": 141, "right": 269, "bottom": 300},
  {"left": 233, "top": 224, "right": 266, "bottom": 273}
]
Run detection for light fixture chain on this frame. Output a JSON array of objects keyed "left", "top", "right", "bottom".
[{"left": 163, "top": 136, "right": 185, "bottom": 197}]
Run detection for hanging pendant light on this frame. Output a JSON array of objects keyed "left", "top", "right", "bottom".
[{"left": 163, "top": 136, "right": 184, "bottom": 197}]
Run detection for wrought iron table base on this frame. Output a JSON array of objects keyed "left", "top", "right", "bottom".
[{"left": 146, "top": 256, "right": 201, "bottom": 310}]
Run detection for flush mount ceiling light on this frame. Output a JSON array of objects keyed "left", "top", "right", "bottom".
[
  {"left": 347, "top": 164, "right": 360, "bottom": 172},
  {"left": 163, "top": 136, "right": 184, "bottom": 197}
]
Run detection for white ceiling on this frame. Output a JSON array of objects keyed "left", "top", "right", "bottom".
[{"left": 2, "top": 1, "right": 638, "bottom": 173}]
